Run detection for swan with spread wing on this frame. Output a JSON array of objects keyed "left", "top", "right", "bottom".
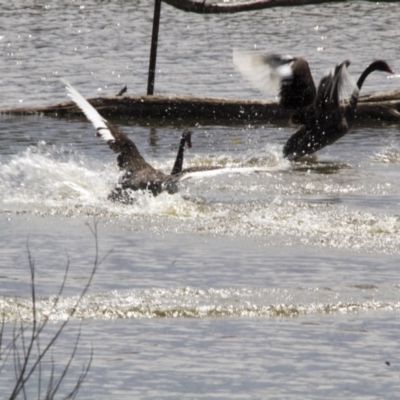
[
  {"left": 233, "top": 51, "right": 394, "bottom": 160},
  {"left": 63, "top": 81, "right": 197, "bottom": 203}
]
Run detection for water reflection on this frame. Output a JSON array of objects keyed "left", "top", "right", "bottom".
[
  {"left": 292, "top": 160, "right": 351, "bottom": 175},
  {"left": 148, "top": 125, "right": 158, "bottom": 147}
]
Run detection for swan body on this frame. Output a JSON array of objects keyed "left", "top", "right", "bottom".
[
  {"left": 283, "top": 60, "right": 394, "bottom": 160},
  {"left": 233, "top": 51, "right": 394, "bottom": 160},
  {"left": 63, "top": 81, "right": 193, "bottom": 202}
]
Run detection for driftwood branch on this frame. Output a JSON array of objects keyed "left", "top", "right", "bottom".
[
  {"left": 161, "top": 0, "right": 397, "bottom": 14},
  {"left": 162, "top": 0, "right": 345, "bottom": 14},
  {"left": 2, "top": 90, "right": 400, "bottom": 125}
]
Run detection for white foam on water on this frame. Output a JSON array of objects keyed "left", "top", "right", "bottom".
[
  {"left": 0, "top": 142, "right": 288, "bottom": 212},
  {"left": 0, "top": 145, "right": 112, "bottom": 209},
  {"left": 373, "top": 140, "right": 400, "bottom": 164},
  {"left": 1, "top": 142, "right": 399, "bottom": 253}
]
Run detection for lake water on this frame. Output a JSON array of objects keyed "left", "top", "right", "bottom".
[{"left": 1, "top": 1, "right": 400, "bottom": 398}]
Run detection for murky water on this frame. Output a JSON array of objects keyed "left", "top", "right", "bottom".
[{"left": 1, "top": 1, "right": 400, "bottom": 398}]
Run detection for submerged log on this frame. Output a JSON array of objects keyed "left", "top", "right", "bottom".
[{"left": 2, "top": 90, "right": 400, "bottom": 125}]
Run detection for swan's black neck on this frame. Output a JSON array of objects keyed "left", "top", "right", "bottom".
[
  {"left": 171, "top": 133, "right": 189, "bottom": 175},
  {"left": 346, "top": 61, "right": 390, "bottom": 127},
  {"left": 348, "top": 61, "right": 392, "bottom": 112},
  {"left": 171, "top": 136, "right": 186, "bottom": 176},
  {"left": 356, "top": 63, "right": 377, "bottom": 92}
]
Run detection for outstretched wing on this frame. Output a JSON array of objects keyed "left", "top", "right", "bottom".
[
  {"left": 63, "top": 80, "right": 151, "bottom": 172},
  {"left": 233, "top": 50, "right": 316, "bottom": 110},
  {"left": 315, "top": 60, "right": 355, "bottom": 111},
  {"left": 233, "top": 50, "right": 292, "bottom": 95}
]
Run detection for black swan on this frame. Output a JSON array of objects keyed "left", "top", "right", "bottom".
[
  {"left": 63, "top": 81, "right": 193, "bottom": 202},
  {"left": 233, "top": 51, "right": 394, "bottom": 160}
]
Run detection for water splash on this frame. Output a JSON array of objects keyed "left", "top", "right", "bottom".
[
  {"left": 0, "top": 143, "right": 286, "bottom": 215},
  {"left": 3, "top": 285, "right": 400, "bottom": 322},
  {"left": 1, "top": 143, "right": 400, "bottom": 253},
  {"left": 373, "top": 140, "right": 400, "bottom": 164}
]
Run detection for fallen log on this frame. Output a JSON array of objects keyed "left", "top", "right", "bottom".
[{"left": 2, "top": 90, "right": 400, "bottom": 125}]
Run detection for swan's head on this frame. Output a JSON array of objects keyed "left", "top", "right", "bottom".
[
  {"left": 182, "top": 129, "right": 192, "bottom": 149},
  {"left": 369, "top": 60, "right": 394, "bottom": 74}
]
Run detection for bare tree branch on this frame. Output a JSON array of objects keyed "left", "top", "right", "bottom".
[
  {"left": 162, "top": 0, "right": 398, "bottom": 13},
  {"left": 162, "top": 0, "right": 347, "bottom": 14},
  {"left": 3, "top": 217, "right": 109, "bottom": 400}
]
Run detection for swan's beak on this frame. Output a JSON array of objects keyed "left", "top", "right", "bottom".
[{"left": 383, "top": 62, "right": 395, "bottom": 74}]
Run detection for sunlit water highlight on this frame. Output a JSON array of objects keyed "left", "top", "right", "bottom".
[{"left": 3, "top": 285, "right": 400, "bottom": 323}]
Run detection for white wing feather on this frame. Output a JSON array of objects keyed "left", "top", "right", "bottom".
[
  {"left": 336, "top": 63, "right": 356, "bottom": 102},
  {"left": 62, "top": 79, "right": 115, "bottom": 143},
  {"left": 233, "top": 49, "right": 293, "bottom": 96}
]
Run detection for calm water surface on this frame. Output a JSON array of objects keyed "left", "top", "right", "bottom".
[{"left": 1, "top": 1, "right": 400, "bottom": 398}]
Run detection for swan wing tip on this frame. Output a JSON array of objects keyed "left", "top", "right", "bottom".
[{"left": 61, "top": 79, "right": 115, "bottom": 143}]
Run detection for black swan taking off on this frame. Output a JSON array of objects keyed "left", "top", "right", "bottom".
[
  {"left": 233, "top": 51, "right": 394, "bottom": 160},
  {"left": 63, "top": 81, "right": 193, "bottom": 203}
]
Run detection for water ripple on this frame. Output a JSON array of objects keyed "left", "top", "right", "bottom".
[{"left": 3, "top": 285, "right": 400, "bottom": 322}]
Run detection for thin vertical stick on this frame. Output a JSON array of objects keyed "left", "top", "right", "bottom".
[{"left": 147, "top": 0, "right": 162, "bottom": 95}]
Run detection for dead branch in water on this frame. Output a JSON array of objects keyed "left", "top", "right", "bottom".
[
  {"left": 162, "top": 0, "right": 347, "bottom": 14},
  {"left": 162, "top": 0, "right": 397, "bottom": 14}
]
